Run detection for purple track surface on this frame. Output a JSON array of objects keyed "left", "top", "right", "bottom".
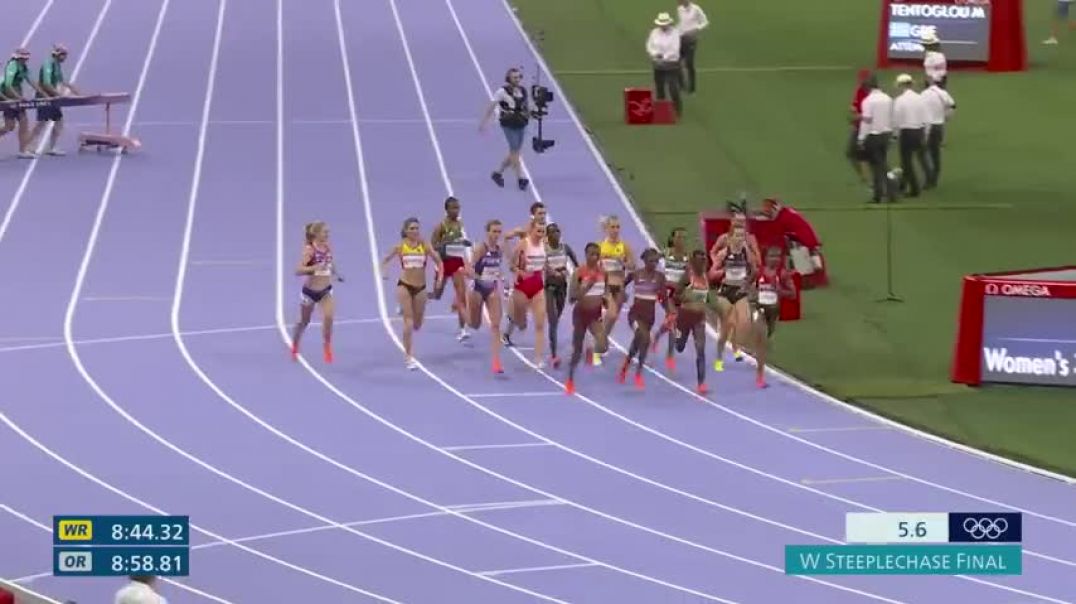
[{"left": 2, "top": 0, "right": 1074, "bottom": 602}]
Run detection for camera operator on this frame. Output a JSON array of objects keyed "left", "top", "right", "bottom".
[{"left": 480, "top": 67, "right": 532, "bottom": 192}]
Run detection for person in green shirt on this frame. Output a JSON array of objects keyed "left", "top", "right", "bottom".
[
  {"left": 1, "top": 47, "right": 49, "bottom": 158},
  {"left": 30, "top": 44, "right": 80, "bottom": 156}
]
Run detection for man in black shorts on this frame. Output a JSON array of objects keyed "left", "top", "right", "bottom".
[
  {"left": 1, "top": 48, "right": 49, "bottom": 158},
  {"left": 30, "top": 44, "right": 80, "bottom": 156}
]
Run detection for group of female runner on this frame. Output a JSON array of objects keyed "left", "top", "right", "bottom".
[{"left": 289, "top": 200, "right": 795, "bottom": 391}]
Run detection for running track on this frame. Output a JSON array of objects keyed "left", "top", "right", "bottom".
[{"left": 1, "top": 1, "right": 1074, "bottom": 602}]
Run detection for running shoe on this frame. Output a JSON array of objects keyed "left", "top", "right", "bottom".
[
  {"left": 46, "top": 149, "right": 66, "bottom": 156},
  {"left": 697, "top": 383, "right": 709, "bottom": 395},
  {"left": 323, "top": 343, "right": 333, "bottom": 364},
  {"left": 457, "top": 327, "right": 470, "bottom": 342},
  {"left": 592, "top": 352, "right": 603, "bottom": 367},
  {"left": 734, "top": 349, "right": 745, "bottom": 362},
  {"left": 502, "top": 332, "right": 514, "bottom": 347},
  {"left": 617, "top": 360, "right": 629, "bottom": 384},
  {"left": 551, "top": 356, "right": 561, "bottom": 369},
  {"left": 518, "top": 178, "right": 530, "bottom": 191},
  {"left": 634, "top": 373, "right": 645, "bottom": 390},
  {"left": 1044, "top": 37, "right": 1059, "bottom": 45},
  {"left": 491, "top": 172, "right": 505, "bottom": 187},
  {"left": 665, "top": 355, "right": 676, "bottom": 371},
  {"left": 405, "top": 357, "right": 419, "bottom": 371},
  {"left": 16, "top": 151, "right": 35, "bottom": 159},
  {"left": 290, "top": 342, "right": 299, "bottom": 361},
  {"left": 713, "top": 359, "right": 725, "bottom": 372},
  {"left": 565, "top": 378, "right": 575, "bottom": 395},
  {"left": 756, "top": 375, "right": 768, "bottom": 389},
  {"left": 492, "top": 358, "right": 504, "bottom": 374}
]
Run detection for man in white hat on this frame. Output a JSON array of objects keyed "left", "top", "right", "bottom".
[
  {"left": 892, "top": 73, "right": 930, "bottom": 197},
  {"left": 646, "top": 12, "right": 683, "bottom": 115},
  {"left": 1, "top": 48, "right": 49, "bottom": 158},
  {"left": 921, "top": 33, "right": 947, "bottom": 88},
  {"left": 676, "top": 0, "right": 710, "bottom": 93}
]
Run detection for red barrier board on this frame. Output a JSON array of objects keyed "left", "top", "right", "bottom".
[{"left": 951, "top": 266, "right": 1076, "bottom": 386}]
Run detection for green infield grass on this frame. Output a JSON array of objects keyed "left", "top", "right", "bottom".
[{"left": 513, "top": 0, "right": 1076, "bottom": 477}]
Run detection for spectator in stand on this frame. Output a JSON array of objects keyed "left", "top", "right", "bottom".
[
  {"left": 1044, "top": 0, "right": 1074, "bottom": 44},
  {"left": 646, "top": 12, "right": 683, "bottom": 116},
  {"left": 921, "top": 33, "right": 947, "bottom": 88},
  {"left": 845, "top": 69, "right": 872, "bottom": 184},
  {"left": 920, "top": 77, "right": 956, "bottom": 188},
  {"left": 115, "top": 576, "right": 167, "bottom": 604}
]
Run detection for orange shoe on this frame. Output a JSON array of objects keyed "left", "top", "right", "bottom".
[
  {"left": 665, "top": 355, "right": 676, "bottom": 371},
  {"left": 634, "top": 373, "right": 645, "bottom": 390},
  {"left": 493, "top": 358, "right": 504, "bottom": 374},
  {"left": 565, "top": 379, "right": 576, "bottom": 395},
  {"left": 756, "top": 374, "right": 768, "bottom": 389},
  {"left": 584, "top": 346, "right": 593, "bottom": 369},
  {"left": 323, "top": 343, "right": 334, "bottom": 364},
  {"left": 697, "top": 383, "right": 709, "bottom": 395},
  {"left": 290, "top": 342, "right": 299, "bottom": 361},
  {"left": 617, "top": 360, "right": 629, "bottom": 384}
]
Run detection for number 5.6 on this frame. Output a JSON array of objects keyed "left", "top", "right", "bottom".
[{"left": 898, "top": 521, "right": 928, "bottom": 538}]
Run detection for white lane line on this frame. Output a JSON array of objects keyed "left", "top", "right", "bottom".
[
  {"left": 20, "top": 0, "right": 56, "bottom": 47},
  {"left": 479, "top": 562, "right": 599, "bottom": 577},
  {"left": 0, "top": 0, "right": 106, "bottom": 249},
  {"left": 448, "top": 2, "right": 1076, "bottom": 600},
  {"left": 324, "top": 2, "right": 737, "bottom": 602},
  {"left": 443, "top": 442, "right": 554, "bottom": 451},
  {"left": 0, "top": 578, "right": 63, "bottom": 604},
  {"left": 464, "top": 391, "right": 563, "bottom": 399},
  {"left": 52, "top": 0, "right": 399, "bottom": 601},
  {"left": 0, "top": 315, "right": 459, "bottom": 354},
  {"left": 81, "top": 295, "right": 171, "bottom": 302},
  {"left": 788, "top": 426, "right": 896, "bottom": 434},
  {"left": 443, "top": 499, "right": 561, "bottom": 512},
  {"left": 1, "top": 502, "right": 232, "bottom": 603},
  {"left": 801, "top": 477, "right": 906, "bottom": 486}
]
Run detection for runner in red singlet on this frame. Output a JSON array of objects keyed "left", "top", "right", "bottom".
[
  {"left": 751, "top": 246, "right": 796, "bottom": 388},
  {"left": 618, "top": 248, "right": 668, "bottom": 389},
  {"left": 505, "top": 220, "right": 548, "bottom": 367},
  {"left": 565, "top": 243, "right": 609, "bottom": 395}
]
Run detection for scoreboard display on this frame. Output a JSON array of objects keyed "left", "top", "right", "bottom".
[
  {"left": 886, "top": 1, "right": 991, "bottom": 61},
  {"left": 53, "top": 515, "right": 190, "bottom": 577}
]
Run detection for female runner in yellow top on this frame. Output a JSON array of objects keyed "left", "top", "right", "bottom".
[
  {"left": 381, "top": 217, "right": 444, "bottom": 370},
  {"left": 596, "top": 215, "right": 635, "bottom": 366},
  {"left": 291, "top": 221, "right": 343, "bottom": 363}
]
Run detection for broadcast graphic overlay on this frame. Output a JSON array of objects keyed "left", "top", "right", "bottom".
[
  {"left": 951, "top": 266, "right": 1076, "bottom": 386},
  {"left": 52, "top": 516, "right": 190, "bottom": 577},
  {"left": 786, "top": 513, "right": 1022, "bottom": 575}
]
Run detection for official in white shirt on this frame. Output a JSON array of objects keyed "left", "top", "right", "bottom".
[
  {"left": 676, "top": 0, "right": 709, "bottom": 93},
  {"left": 1044, "top": 0, "right": 1074, "bottom": 44},
  {"left": 857, "top": 74, "right": 894, "bottom": 203},
  {"left": 646, "top": 12, "right": 683, "bottom": 115},
  {"left": 115, "top": 576, "right": 167, "bottom": 604},
  {"left": 921, "top": 33, "right": 947, "bottom": 88},
  {"left": 920, "top": 79, "right": 956, "bottom": 188},
  {"left": 892, "top": 74, "right": 930, "bottom": 197}
]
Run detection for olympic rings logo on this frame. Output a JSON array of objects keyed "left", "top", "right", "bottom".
[{"left": 962, "top": 517, "right": 1008, "bottom": 540}]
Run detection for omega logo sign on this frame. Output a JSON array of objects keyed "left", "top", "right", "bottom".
[{"left": 984, "top": 282, "right": 1052, "bottom": 297}]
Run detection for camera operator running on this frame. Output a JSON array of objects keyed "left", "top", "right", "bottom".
[
  {"left": 751, "top": 247, "right": 796, "bottom": 388},
  {"left": 480, "top": 68, "right": 531, "bottom": 191},
  {"left": 430, "top": 196, "right": 471, "bottom": 341}
]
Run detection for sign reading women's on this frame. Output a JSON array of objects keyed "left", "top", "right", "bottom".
[{"left": 886, "top": 2, "right": 992, "bottom": 61}]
